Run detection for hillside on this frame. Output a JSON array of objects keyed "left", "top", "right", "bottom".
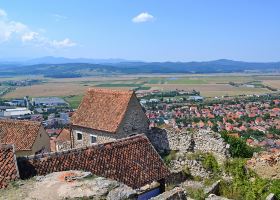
[{"left": 0, "top": 59, "right": 279, "bottom": 78}]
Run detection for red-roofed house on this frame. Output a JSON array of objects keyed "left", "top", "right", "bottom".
[
  {"left": 0, "top": 119, "right": 50, "bottom": 156},
  {"left": 71, "top": 88, "right": 149, "bottom": 148}
]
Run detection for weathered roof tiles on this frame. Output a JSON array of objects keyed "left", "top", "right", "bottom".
[
  {"left": 0, "top": 119, "right": 42, "bottom": 151},
  {"left": 71, "top": 88, "right": 135, "bottom": 133}
]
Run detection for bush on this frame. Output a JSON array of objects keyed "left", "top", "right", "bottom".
[
  {"left": 201, "top": 153, "right": 219, "bottom": 174},
  {"left": 220, "top": 158, "right": 280, "bottom": 200},
  {"left": 220, "top": 131, "right": 255, "bottom": 158},
  {"left": 185, "top": 188, "right": 206, "bottom": 200},
  {"left": 162, "top": 150, "right": 178, "bottom": 166},
  {"left": 187, "top": 152, "right": 219, "bottom": 174}
]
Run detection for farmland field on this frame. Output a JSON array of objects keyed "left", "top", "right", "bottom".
[
  {"left": 63, "top": 95, "right": 84, "bottom": 108},
  {"left": 2, "top": 74, "right": 279, "bottom": 100}
]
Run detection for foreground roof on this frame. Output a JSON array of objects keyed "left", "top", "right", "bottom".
[
  {"left": 0, "top": 119, "right": 41, "bottom": 151},
  {"left": 18, "top": 134, "right": 170, "bottom": 189},
  {"left": 71, "top": 88, "right": 134, "bottom": 133}
]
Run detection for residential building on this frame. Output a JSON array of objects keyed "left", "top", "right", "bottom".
[
  {"left": 0, "top": 119, "right": 50, "bottom": 156},
  {"left": 71, "top": 88, "right": 149, "bottom": 148}
]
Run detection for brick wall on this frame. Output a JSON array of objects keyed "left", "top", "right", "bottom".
[
  {"left": 17, "top": 134, "right": 170, "bottom": 189},
  {"left": 0, "top": 144, "right": 19, "bottom": 189}
]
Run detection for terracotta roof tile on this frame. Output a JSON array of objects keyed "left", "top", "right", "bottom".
[
  {"left": 56, "top": 128, "right": 71, "bottom": 142},
  {"left": 71, "top": 88, "right": 134, "bottom": 133},
  {"left": 18, "top": 134, "right": 170, "bottom": 189},
  {"left": 0, "top": 119, "right": 41, "bottom": 151}
]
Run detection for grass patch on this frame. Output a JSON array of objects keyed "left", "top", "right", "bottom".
[
  {"left": 185, "top": 187, "right": 206, "bottom": 200},
  {"left": 63, "top": 95, "right": 83, "bottom": 109},
  {"left": 135, "top": 86, "right": 151, "bottom": 90},
  {"left": 220, "top": 158, "right": 280, "bottom": 200}
]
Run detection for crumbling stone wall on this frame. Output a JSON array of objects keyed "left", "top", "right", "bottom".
[
  {"left": 56, "top": 140, "right": 71, "bottom": 151},
  {"left": 146, "top": 128, "right": 230, "bottom": 162},
  {"left": 0, "top": 144, "right": 19, "bottom": 189}
]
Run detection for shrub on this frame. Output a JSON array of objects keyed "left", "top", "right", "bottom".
[
  {"left": 220, "top": 158, "right": 280, "bottom": 200},
  {"left": 201, "top": 153, "right": 219, "bottom": 174},
  {"left": 220, "top": 131, "right": 255, "bottom": 158},
  {"left": 162, "top": 150, "right": 178, "bottom": 166}
]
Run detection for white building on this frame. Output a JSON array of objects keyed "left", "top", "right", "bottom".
[{"left": 0, "top": 107, "right": 31, "bottom": 117}]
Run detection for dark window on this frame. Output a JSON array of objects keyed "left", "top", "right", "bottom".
[
  {"left": 77, "top": 132, "right": 83, "bottom": 140},
  {"left": 90, "top": 135, "right": 97, "bottom": 143}
]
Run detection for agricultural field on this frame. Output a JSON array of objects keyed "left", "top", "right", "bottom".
[
  {"left": 63, "top": 95, "right": 84, "bottom": 108},
  {"left": 2, "top": 74, "right": 279, "bottom": 102}
]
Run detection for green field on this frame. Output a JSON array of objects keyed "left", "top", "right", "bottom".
[
  {"left": 2, "top": 74, "right": 279, "bottom": 100},
  {"left": 166, "top": 78, "right": 208, "bottom": 84},
  {"left": 63, "top": 95, "right": 84, "bottom": 109}
]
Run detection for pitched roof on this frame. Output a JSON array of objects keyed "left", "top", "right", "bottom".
[
  {"left": 56, "top": 128, "right": 71, "bottom": 142},
  {"left": 71, "top": 88, "right": 134, "bottom": 133},
  {"left": 0, "top": 119, "right": 42, "bottom": 151},
  {"left": 18, "top": 134, "right": 170, "bottom": 189}
]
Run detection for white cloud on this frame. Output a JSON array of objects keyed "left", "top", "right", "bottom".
[
  {"left": 0, "top": 9, "right": 7, "bottom": 18},
  {"left": 52, "top": 13, "right": 67, "bottom": 21},
  {"left": 51, "top": 38, "right": 76, "bottom": 48},
  {"left": 0, "top": 8, "right": 76, "bottom": 48},
  {"left": 0, "top": 20, "right": 28, "bottom": 42},
  {"left": 132, "top": 12, "right": 154, "bottom": 23},
  {"left": 21, "top": 31, "right": 39, "bottom": 42}
]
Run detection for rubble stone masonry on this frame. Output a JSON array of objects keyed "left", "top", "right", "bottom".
[
  {"left": 147, "top": 128, "right": 230, "bottom": 163},
  {"left": 0, "top": 144, "right": 19, "bottom": 189}
]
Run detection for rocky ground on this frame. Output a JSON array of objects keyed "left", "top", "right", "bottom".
[
  {"left": 247, "top": 151, "right": 280, "bottom": 179},
  {"left": 0, "top": 171, "right": 136, "bottom": 200}
]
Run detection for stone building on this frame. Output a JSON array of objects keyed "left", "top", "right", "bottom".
[
  {"left": 71, "top": 88, "right": 149, "bottom": 148},
  {"left": 50, "top": 128, "right": 72, "bottom": 152},
  {"left": 0, "top": 119, "right": 50, "bottom": 156}
]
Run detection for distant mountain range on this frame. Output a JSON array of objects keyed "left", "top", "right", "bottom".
[{"left": 0, "top": 57, "right": 279, "bottom": 78}]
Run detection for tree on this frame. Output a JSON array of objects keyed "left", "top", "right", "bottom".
[{"left": 220, "top": 131, "right": 255, "bottom": 158}]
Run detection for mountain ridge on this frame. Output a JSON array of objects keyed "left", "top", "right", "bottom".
[{"left": 0, "top": 57, "right": 279, "bottom": 77}]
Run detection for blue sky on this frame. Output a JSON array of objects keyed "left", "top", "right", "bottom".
[{"left": 0, "top": 0, "right": 280, "bottom": 61}]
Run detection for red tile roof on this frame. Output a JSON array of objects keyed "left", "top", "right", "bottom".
[
  {"left": 71, "top": 88, "right": 134, "bottom": 133},
  {"left": 0, "top": 119, "right": 42, "bottom": 151},
  {"left": 18, "top": 134, "right": 170, "bottom": 189},
  {"left": 56, "top": 128, "right": 71, "bottom": 142},
  {"left": 0, "top": 144, "right": 18, "bottom": 188}
]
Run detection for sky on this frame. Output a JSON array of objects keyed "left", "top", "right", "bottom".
[{"left": 0, "top": 0, "right": 280, "bottom": 62}]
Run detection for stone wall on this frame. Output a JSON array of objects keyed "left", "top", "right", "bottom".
[
  {"left": 71, "top": 126, "right": 116, "bottom": 148},
  {"left": 56, "top": 140, "right": 71, "bottom": 152},
  {"left": 0, "top": 144, "right": 19, "bottom": 189},
  {"left": 146, "top": 128, "right": 230, "bottom": 162},
  {"left": 117, "top": 94, "right": 149, "bottom": 135},
  {"left": 16, "top": 135, "right": 170, "bottom": 189},
  {"left": 170, "top": 157, "right": 211, "bottom": 179}
]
